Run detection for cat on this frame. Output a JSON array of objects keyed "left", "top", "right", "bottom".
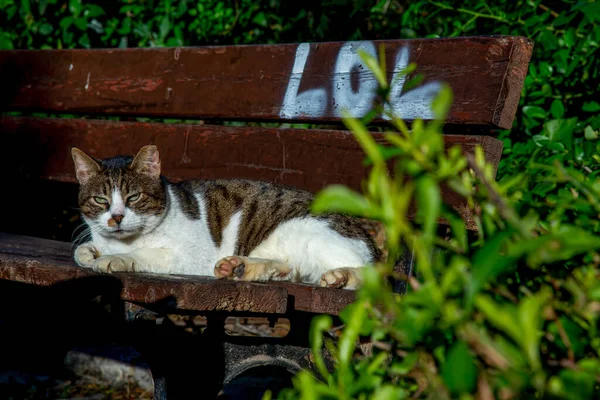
[{"left": 71, "top": 145, "right": 381, "bottom": 289}]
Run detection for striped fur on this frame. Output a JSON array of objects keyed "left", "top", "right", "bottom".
[{"left": 72, "top": 145, "right": 381, "bottom": 289}]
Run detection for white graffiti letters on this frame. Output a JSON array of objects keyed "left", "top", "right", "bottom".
[
  {"left": 279, "top": 43, "right": 327, "bottom": 118},
  {"left": 332, "top": 42, "right": 378, "bottom": 118},
  {"left": 280, "top": 41, "right": 441, "bottom": 120}
]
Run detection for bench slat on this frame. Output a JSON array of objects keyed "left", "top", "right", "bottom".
[
  {"left": 0, "top": 116, "right": 502, "bottom": 229},
  {"left": 0, "top": 36, "right": 532, "bottom": 128},
  {"left": 0, "top": 116, "right": 504, "bottom": 189},
  {"left": 0, "top": 233, "right": 356, "bottom": 315}
]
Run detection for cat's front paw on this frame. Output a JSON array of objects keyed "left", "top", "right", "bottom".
[
  {"left": 74, "top": 243, "right": 100, "bottom": 268},
  {"left": 93, "top": 255, "right": 137, "bottom": 273}
]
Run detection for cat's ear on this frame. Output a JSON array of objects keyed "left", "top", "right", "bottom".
[
  {"left": 130, "top": 145, "right": 161, "bottom": 179},
  {"left": 71, "top": 147, "right": 100, "bottom": 185}
]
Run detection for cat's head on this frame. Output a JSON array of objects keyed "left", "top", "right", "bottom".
[{"left": 71, "top": 145, "right": 167, "bottom": 239}]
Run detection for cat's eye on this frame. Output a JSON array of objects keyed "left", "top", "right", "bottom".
[
  {"left": 94, "top": 196, "right": 108, "bottom": 204},
  {"left": 127, "top": 193, "right": 141, "bottom": 203}
]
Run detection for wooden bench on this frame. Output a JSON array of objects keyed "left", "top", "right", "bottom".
[{"left": 0, "top": 36, "right": 532, "bottom": 398}]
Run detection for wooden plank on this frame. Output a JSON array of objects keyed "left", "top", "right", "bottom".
[
  {"left": 0, "top": 232, "right": 355, "bottom": 315},
  {"left": 0, "top": 233, "right": 287, "bottom": 314},
  {"left": 271, "top": 282, "right": 356, "bottom": 316},
  {"left": 0, "top": 116, "right": 503, "bottom": 196},
  {"left": 0, "top": 36, "right": 533, "bottom": 128}
]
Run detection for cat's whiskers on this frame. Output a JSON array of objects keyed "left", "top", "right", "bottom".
[
  {"left": 71, "top": 221, "right": 89, "bottom": 240},
  {"left": 70, "top": 224, "right": 103, "bottom": 252},
  {"left": 71, "top": 229, "right": 91, "bottom": 252}
]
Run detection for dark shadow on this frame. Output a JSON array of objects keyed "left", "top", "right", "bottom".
[
  {"left": 218, "top": 365, "right": 295, "bottom": 400},
  {"left": 0, "top": 275, "right": 228, "bottom": 399},
  {"left": 0, "top": 275, "right": 126, "bottom": 375},
  {"left": 0, "top": 58, "right": 27, "bottom": 112},
  {"left": 0, "top": 177, "right": 81, "bottom": 242}
]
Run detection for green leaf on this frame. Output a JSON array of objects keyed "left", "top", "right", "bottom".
[
  {"left": 431, "top": 84, "right": 453, "bottom": 120},
  {"left": 441, "top": 341, "right": 477, "bottom": 394},
  {"left": 523, "top": 105, "right": 546, "bottom": 119},
  {"left": 0, "top": 34, "right": 14, "bottom": 50},
  {"left": 564, "top": 28, "right": 575, "bottom": 47},
  {"left": 38, "top": 0, "right": 48, "bottom": 15},
  {"left": 559, "top": 369, "right": 595, "bottom": 399},
  {"left": 309, "top": 315, "right": 332, "bottom": 380},
  {"left": 390, "top": 353, "right": 419, "bottom": 375},
  {"left": 467, "top": 230, "right": 517, "bottom": 305},
  {"left": 159, "top": 16, "right": 170, "bottom": 39},
  {"left": 583, "top": 101, "right": 600, "bottom": 112},
  {"left": 252, "top": 11, "right": 268, "bottom": 27},
  {"left": 338, "top": 300, "right": 368, "bottom": 387},
  {"left": 550, "top": 99, "right": 565, "bottom": 118},
  {"left": 339, "top": 303, "right": 373, "bottom": 336},
  {"left": 446, "top": 210, "right": 467, "bottom": 252},
  {"left": 85, "top": 4, "right": 105, "bottom": 18},
  {"left": 548, "top": 317, "right": 585, "bottom": 358},
  {"left": 293, "top": 370, "right": 337, "bottom": 398},
  {"left": 553, "top": 11, "right": 576, "bottom": 27},
  {"left": 21, "top": 0, "right": 31, "bottom": 14},
  {"left": 510, "top": 225, "right": 600, "bottom": 266},
  {"left": 371, "top": 384, "right": 409, "bottom": 400},
  {"left": 538, "top": 29, "right": 558, "bottom": 50},
  {"left": 74, "top": 18, "right": 87, "bottom": 31},
  {"left": 533, "top": 134, "right": 550, "bottom": 147},
  {"left": 311, "top": 185, "right": 374, "bottom": 217},
  {"left": 475, "top": 295, "right": 521, "bottom": 343},
  {"left": 59, "top": 16, "right": 74, "bottom": 30},
  {"left": 585, "top": 126, "right": 598, "bottom": 140},
  {"left": 342, "top": 110, "right": 384, "bottom": 166},
  {"left": 518, "top": 288, "right": 551, "bottom": 369},
  {"left": 575, "top": 1, "right": 600, "bottom": 21},
  {"left": 532, "top": 182, "right": 556, "bottom": 196},
  {"left": 545, "top": 118, "right": 577, "bottom": 144},
  {"left": 39, "top": 23, "right": 53, "bottom": 35},
  {"left": 403, "top": 73, "right": 424, "bottom": 91},
  {"left": 358, "top": 49, "right": 387, "bottom": 89},
  {"left": 77, "top": 33, "right": 90, "bottom": 48},
  {"left": 416, "top": 175, "right": 441, "bottom": 241},
  {"left": 69, "top": 0, "right": 82, "bottom": 15},
  {"left": 547, "top": 141, "right": 566, "bottom": 153}
]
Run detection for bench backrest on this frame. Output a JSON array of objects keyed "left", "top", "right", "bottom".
[{"left": 0, "top": 36, "right": 533, "bottom": 233}]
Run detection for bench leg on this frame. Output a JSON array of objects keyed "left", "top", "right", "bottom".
[{"left": 392, "top": 242, "right": 416, "bottom": 294}]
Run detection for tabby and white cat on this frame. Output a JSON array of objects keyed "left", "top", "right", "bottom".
[{"left": 72, "top": 145, "right": 381, "bottom": 289}]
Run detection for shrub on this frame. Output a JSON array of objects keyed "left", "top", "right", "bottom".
[{"left": 274, "top": 49, "right": 600, "bottom": 399}]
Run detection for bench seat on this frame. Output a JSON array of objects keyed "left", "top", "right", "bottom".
[{"left": 0, "top": 232, "right": 356, "bottom": 316}]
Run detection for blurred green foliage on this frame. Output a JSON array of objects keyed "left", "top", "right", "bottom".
[
  {"left": 0, "top": 0, "right": 413, "bottom": 49},
  {"left": 275, "top": 46, "right": 600, "bottom": 399}
]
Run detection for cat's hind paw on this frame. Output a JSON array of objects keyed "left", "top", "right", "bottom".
[
  {"left": 214, "top": 256, "right": 292, "bottom": 282},
  {"left": 319, "top": 268, "right": 361, "bottom": 290},
  {"left": 93, "top": 255, "right": 137, "bottom": 273},
  {"left": 214, "top": 256, "right": 247, "bottom": 279},
  {"left": 74, "top": 243, "right": 100, "bottom": 268}
]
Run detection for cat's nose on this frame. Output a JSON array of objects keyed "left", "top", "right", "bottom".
[{"left": 112, "top": 214, "right": 124, "bottom": 224}]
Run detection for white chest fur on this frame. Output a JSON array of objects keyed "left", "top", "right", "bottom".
[{"left": 90, "top": 188, "right": 221, "bottom": 275}]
